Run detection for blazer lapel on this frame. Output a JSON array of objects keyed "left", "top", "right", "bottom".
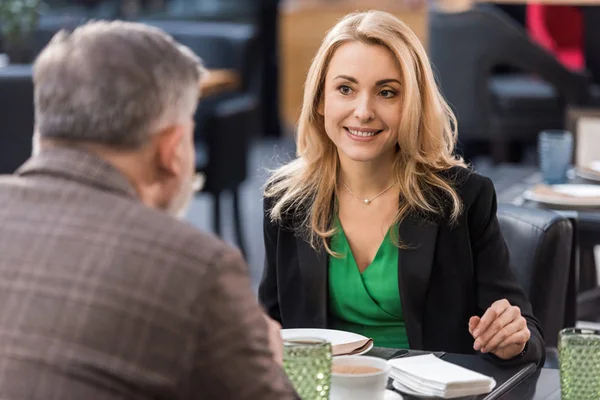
[
  {"left": 398, "top": 214, "right": 439, "bottom": 350},
  {"left": 296, "top": 237, "right": 329, "bottom": 328}
]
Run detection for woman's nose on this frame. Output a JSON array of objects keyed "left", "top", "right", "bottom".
[{"left": 353, "top": 94, "right": 375, "bottom": 122}]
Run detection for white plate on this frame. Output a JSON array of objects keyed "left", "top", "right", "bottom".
[
  {"left": 576, "top": 169, "right": 600, "bottom": 182},
  {"left": 577, "top": 168, "right": 600, "bottom": 183},
  {"left": 280, "top": 328, "right": 373, "bottom": 356},
  {"left": 523, "top": 184, "right": 600, "bottom": 207},
  {"left": 590, "top": 161, "right": 600, "bottom": 172},
  {"left": 576, "top": 161, "right": 600, "bottom": 182}
]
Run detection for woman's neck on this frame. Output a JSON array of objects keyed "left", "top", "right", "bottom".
[{"left": 338, "top": 153, "right": 395, "bottom": 198}]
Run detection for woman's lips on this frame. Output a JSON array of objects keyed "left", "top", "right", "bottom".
[{"left": 344, "top": 127, "right": 383, "bottom": 141}]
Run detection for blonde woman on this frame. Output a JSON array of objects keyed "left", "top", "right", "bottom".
[{"left": 260, "top": 11, "right": 544, "bottom": 366}]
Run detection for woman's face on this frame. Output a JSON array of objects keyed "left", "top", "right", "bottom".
[{"left": 320, "top": 41, "right": 403, "bottom": 165}]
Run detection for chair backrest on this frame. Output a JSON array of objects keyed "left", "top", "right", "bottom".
[
  {"left": 428, "top": 5, "right": 547, "bottom": 139},
  {"left": 0, "top": 66, "right": 34, "bottom": 174},
  {"left": 497, "top": 204, "right": 574, "bottom": 346}
]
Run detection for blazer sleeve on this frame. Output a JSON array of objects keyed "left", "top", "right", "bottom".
[
  {"left": 468, "top": 176, "right": 546, "bottom": 367},
  {"left": 187, "top": 249, "right": 298, "bottom": 399},
  {"left": 258, "top": 196, "right": 282, "bottom": 323}
]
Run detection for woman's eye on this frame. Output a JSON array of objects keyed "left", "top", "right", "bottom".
[
  {"left": 380, "top": 89, "right": 396, "bottom": 98},
  {"left": 338, "top": 85, "right": 353, "bottom": 95}
]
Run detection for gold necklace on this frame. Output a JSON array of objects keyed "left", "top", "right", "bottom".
[{"left": 341, "top": 179, "right": 395, "bottom": 205}]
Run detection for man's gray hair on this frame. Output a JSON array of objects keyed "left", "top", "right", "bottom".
[{"left": 33, "top": 20, "right": 204, "bottom": 149}]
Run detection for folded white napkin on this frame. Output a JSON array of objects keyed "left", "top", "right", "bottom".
[{"left": 388, "top": 354, "right": 496, "bottom": 399}]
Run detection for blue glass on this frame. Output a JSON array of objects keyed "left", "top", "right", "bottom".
[{"left": 538, "top": 130, "right": 573, "bottom": 185}]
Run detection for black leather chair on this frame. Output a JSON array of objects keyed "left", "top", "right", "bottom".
[
  {"left": 575, "top": 212, "right": 600, "bottom": 322},
  {"left": 497, "top": 204, "right": 575, "bottom": 368},
  {"left": 0, "top": 65, "right": 34, "bottom": 174},
  {"left": 429, "top": 5, "right": 591, "bottom": 163}
]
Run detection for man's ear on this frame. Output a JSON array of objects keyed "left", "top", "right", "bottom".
[{"left": 154, "top": 125, "right": 184, "bottom": 177}]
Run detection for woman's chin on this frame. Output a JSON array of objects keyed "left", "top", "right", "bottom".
[{"left": 339, "top": 148, "right": 387, "bottom": 163}]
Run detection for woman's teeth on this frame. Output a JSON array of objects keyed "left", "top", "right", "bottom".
[{"left": 347, "top": 128, "right": 379, "bottom": 137}]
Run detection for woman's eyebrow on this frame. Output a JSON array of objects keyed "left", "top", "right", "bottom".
[
  {"left": 332, "top": 75, "right": 401, "bottom": 86},
  {"left": 333, "top": 75, "right": 358, "bottom": 83},
  {"left": 376, "top": 79, "right": 401, "bottom": 86}
]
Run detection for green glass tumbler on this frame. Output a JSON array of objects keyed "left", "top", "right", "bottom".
[
  {"left": 283, "top": 337, "right": 332, "bottom": 400},
  {"left": 558, "top": 328, "right": 600, "bottom": 400}
]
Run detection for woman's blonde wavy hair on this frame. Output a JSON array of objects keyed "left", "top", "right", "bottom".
[{"left": 265, "top": 10, "right": 466, "bottom": 254}]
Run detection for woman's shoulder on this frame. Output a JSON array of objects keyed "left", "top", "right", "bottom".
[
  {"left": 440, "top": 166, "right": 495, "bottom": 209},
  {"left": 437, "top": 166, "right": 496, "bottom": 209},
  {"left": 439, "top": 165, "right": 492, "bottom": 188},
  {"left": 263, "top": 184, "right": 310, "bottom": 232}
]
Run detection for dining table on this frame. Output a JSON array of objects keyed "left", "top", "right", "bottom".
[{"left": 367, "top": 347, "right": 562, "bottom": 399}]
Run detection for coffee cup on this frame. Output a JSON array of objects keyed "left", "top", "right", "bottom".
[{"left": 330, "top": 355, "right": 391, "bottom": 400}]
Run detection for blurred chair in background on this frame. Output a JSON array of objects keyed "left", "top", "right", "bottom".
[
  {"left": 0, "top": 66, "right": 34, "bottom": 174},
  {"left": 257, "top": 0, "right": 283, "bottom": 137},
  {"left": 429, "top": 4, "right": 590, "bottom": 164},
  {"left": 581, "top": 6, "right": 600, "bottom": 85}
]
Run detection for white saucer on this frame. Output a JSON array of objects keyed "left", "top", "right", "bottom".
[{"left": 385, "top": 389, "right": 404, "bottom": 399}]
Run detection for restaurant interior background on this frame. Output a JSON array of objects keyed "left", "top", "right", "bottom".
[{"left": 1, "top": 0, "right": 600, "bottom": 334}]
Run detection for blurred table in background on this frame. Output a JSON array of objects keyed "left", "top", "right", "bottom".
[
  {"left": 279, "top": 0, "right": 428, "bottom": 131},
  {"left": 199, "top": 69, "right": 240, "bottom": 98}
]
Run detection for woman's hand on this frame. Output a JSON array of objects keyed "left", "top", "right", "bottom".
[{"left": 469, "top": 299, "right": 531, "bottom": 360}]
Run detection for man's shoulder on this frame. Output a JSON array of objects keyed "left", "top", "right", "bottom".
[{"left": 122, "top": 203, "right": 236, "bottom": 268}]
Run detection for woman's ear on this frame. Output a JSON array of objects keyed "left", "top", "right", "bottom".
[{"left": 317, "top": 97, "right": 324, "bottom": 116}]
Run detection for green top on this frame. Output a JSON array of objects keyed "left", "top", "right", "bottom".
[{"left": 328, "top": 218, "right": 409, "bottom": 349}]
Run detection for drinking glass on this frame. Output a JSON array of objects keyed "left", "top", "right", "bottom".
[
  {"left": 558, "top": 328, "right": 600, "bottom": 400},
  {"left": 283, "top": 337, "right": 332, "bottom": 399},
  {"left": 538, "top": 130, "right": 573, "bottom": 184}
]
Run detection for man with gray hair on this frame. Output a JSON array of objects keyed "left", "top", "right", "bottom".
[{"left": 0, "top": 21, "right": 297, "bottom": 399}]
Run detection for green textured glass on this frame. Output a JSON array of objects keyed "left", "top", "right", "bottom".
[
  {"left": 559, "top": 328, "right": 600, "bottom": 400},
  {"left": 283, "top": 338, "right": 332, "bottom": 400}
]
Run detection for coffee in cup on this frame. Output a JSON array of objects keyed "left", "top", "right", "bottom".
[
  {"left": 330, "top": 356, "right": 391, "bottom": 400},
  {"left": 332, "top": 365, "right": 382, "bottom": 374}
]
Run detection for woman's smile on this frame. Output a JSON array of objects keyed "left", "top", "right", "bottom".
[{"left": 344, "top": 126, "right": 384, "bottom": 141}]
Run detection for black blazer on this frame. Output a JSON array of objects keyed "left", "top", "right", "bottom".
[{"left": 259, "top": 167, "right": 545, "bottom": 367}]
